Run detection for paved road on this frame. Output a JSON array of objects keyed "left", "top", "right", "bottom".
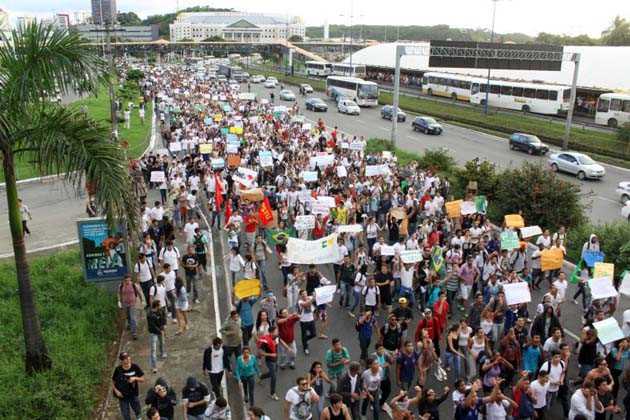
[{"left": 250, "top": 82, "right": 628, "bottom": 223}]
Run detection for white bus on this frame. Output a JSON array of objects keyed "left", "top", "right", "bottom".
[
  {"left": 595, "top": 93, "right": 630, "bottom": 128},
  {"left": 423, "top": 72, "right": 475, "bottom": 101},
  {"left": 305, "top": 61, "right": 333, "bottom": 77},
  {"left": 326, "top": 76, "right": 379, "bottom": 107},
  {"left": 332, "top": 63, "right": 367, "bottom": 78}
]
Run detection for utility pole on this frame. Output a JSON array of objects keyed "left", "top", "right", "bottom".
[
  {"left": 483, "top": 0, "right": 500, "bottom": 115},
  {"left": 562, "top": 53, "right": 581, "bottom": 150},
  {"left": 105, "top": 17, "right": 118, "bottom": 141},
  {"left": 390, "top": 45, "right": 404, "bottom": 148}
]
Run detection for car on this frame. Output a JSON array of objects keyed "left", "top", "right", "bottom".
[
  {"left": 251, "top": 75, "right": 265, "bottom": 83},
  {"left": 241, "top": 72, "right": 250, "bottom": 80},
  {"left": 279, "top": 89, "right": 296, "bottom": 101},
  {"left": 299, "top": 83, "right": 314, "bottom": 95},
  {"left": 616, "top": 181, "right": 630, "bottom": 203},
  {"left": 266, "top": 76, "right": 278, "bottom": 84},
  {"left": 337, "top": 99, "right": 361, "bottom": 115},
  {"left": 548, "top": 152, "right": 606, "bottom": 180},
  {"left": 412, "top": 116, "right": 443, "bottom": 135},
  {"left": 509, "top": 133, "right": 549, "bottom": 155},
  {"left": 264, "top": 79, "right": 276, "bottom": 89},
  {"left": 381, "top": 105, "right": 406, "bottom": 122},
  {"left": 305, "top": 97, "right": 328, "bottom": 112}
]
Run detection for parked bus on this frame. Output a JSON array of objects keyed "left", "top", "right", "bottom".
[
  {"left": 595, "top": 93, "right": 630, "bottom": 128},
  {"left": 326, "top": 76, "right": 378, "bottom": 107},
  {"left": 422, "top": 72, "right": 475, "bottom": 101},
  {"left": 332, "top": 63, "right": 367, "bottom": 78},
  {"left": 217, "top": 64, "right": 245, "bottom": 82},
  {"left": 305, "top": 61, "right": 333, "bottom": 77}
]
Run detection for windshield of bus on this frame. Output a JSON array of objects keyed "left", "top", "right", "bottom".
[{"left": 358, "top": 84, "right": 378, "bottom": 99}]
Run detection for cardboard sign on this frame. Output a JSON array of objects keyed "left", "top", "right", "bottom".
[
  {"left": 199, "top": 143, "right": 213, "bottom": 154},
  {"left": 445, "top": 200, "right": 463, "bottom": 219},
  {"left": 226, "top": 144, "right": 239, "bottom": 154},
  {"left": 380, "top": 245, "right": 396, "bottom": 256},
  {"left": 211, "top": 158, "right": 225, "bottom": 169},
  {"left": 500, "top": 231, "right": 520, "bottom": 250},
  {"left": 337, "top": 224, "right": 363, "bottom": 233},
  {"left": 286, "top": 234, "right": 340, "bottom": 265},
  {"left": 310, "top": 154, "right": 335, "bottom": 169},
  {"left": 593, "top": 262, "right": 614, "bottom": 280},
  {"left": 227, "top": 154, "right": 241, "bottom": 168},
  {"left": 301, "top": 171, "right": 318, "bottom": 182},
  {"left": 240, "top": 188, "right": 264, "bottom": 202},
  {"left": 503, "top": 282, "right": 532, "bottom": 306},
  {"left": 238, "top": 167, "right": 258, "bottom": 181},
  {"left": 619, "top": 271, "right": 630, "bottom": 298},
  {"left": 315, "top": 285, "right": 337, "bottom": 305},
  {"left": 505, "top": 214, "right": 525, "bottom": 228},
  {"left": 150, "top": 171, "right": 165, "bottom": 183},
  {"left": 400, "top": 250, "right": 423, "bottom": 264},
  {"left": 349, "top": 141, "right": 365, "bottom": 151},
  {"left": 520, "top": 225, "right": 542, "bottom": 239},
  {"left": 390, "top": 208, "right": 407, "bottom": 220},
  {"left": 233, "top": 175, "right": 254, "bottom": 189},
  {"left": 259, "top": 151, "right": 273, "bottom": 167},
  {"left": 460, "top": 201, "right": 476, "bottom": 215},
  {"left": 593, "top": 317, "right": 625, "bottom": 345},
  {"left": 540, "top": 248, "right": 564, "bottom": 271},
  {"left": 295, "top": 215, "right": 316, "bottom": 231},
  {"left": 169, "top": 141, "right": 182, "bottom": 152},
  {"left": 589, "top": 277, "right": 619, "bottom": 300},
  {"left": 336, "top": 166, "right": 348, "bottom": 178},
  {"left": 234, "top": 279, "right": 262, "bottom": 299}
]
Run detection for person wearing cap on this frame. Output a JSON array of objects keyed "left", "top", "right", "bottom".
[
  {"left": 415, "top": 308, "right": 443, "bottom": 356},
  {"left": 112, "top": 352, "right": 145, "bottom": 420}
]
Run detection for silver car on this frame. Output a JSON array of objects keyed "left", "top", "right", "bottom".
[
  {"left": 548, "top": 151, "right": 606, "bottom": 180},
  {"left": 280, "top": 89, "right": 296, "bottom": 101}
]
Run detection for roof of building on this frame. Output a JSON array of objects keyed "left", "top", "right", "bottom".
[
  {"left": 175, "top": 12, "right": 288, "bottom": 26},
  {"left": 344, "top": 42, "right": 630, "bottom": 92}
]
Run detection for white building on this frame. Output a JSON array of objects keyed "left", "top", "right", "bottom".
[
  {"left": 74, "top": 10, "right": 92, "bottom": 25},
  {"left": 170, "top": 12, "right": 305, "bottom": 43},
  {"left": 16, "top": 16, "right": 36, "bottom": 28},
  {"left": 54, "top": 14, "right": 71, "bottom": 30}
]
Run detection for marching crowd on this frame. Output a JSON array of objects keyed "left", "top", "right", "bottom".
[{"left": 112, "top": 62, "right": 630, "bottom": 420}]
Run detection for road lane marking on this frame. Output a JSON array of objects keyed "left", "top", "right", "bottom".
[{"left": 597, "top": 195, "right": 620, "bottom": 205}]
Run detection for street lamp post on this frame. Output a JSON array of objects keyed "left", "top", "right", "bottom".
[{"left": 483, "top": 0, "right": 500, "bottom": 115}]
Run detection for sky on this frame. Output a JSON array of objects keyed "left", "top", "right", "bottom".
[{"left": 1, "top": 0, "right": 629, "bottom": 38}]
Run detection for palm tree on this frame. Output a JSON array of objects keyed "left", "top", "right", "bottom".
[{"left": 0, "top": 24, "right": 137, "bottom": 373}]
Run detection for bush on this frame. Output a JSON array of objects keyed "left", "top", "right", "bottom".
[
  {"left": 125, "top": 69, "right": 144, "bottom": 82},
  {"left": 0, "top": 250, "right": 117, "bottom": 419},
  {"left": 417, "top": 148, "right": 456, "bottom": 173},
  {"left": 453, "top": 159, "right": 500, "bottom": 199},
  {"left": 566, "top": 221, "right": 630, "bottom": 278},
  {"left": 493, "top": 162, "right": 586, "bottom": 230},
  {"left": 366, "top": 139, "right": 455, "bottom": 170}
]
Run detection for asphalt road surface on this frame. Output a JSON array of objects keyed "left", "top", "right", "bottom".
[{"left": 249, "top": 82, "right": 629, "bottom": 224}]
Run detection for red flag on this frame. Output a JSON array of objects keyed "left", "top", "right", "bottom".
[
  {"left": 225, "top": 199, "right": 232, "bottom": 223},
  {"left": 258, "top": 196, "right": 273, "bottom": 226},
  {"left": 214, "top": 173, "right": 223, "bottom": 210}
]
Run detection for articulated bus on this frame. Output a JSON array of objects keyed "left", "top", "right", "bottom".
[
  {"left": 305, "top": 61, "right": 333, "bottom": 77},
  {"left": 331, "top": 63, "right": 367, "bottom": 78},
  {"left": 326, "top": 76, "right": 378, "bottom": 107},
  {"left": 422, "top": 72, "right": 572, "bottom": 116},
  {"left": 595, "top": 93, "right": 630, "bottom": 127}
]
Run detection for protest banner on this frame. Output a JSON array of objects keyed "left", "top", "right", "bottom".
[
  {"left": 315, "top": 285, "right": 337, "bottom": 305},
  {"left": 204, "top": 117, "right": 212, "bottom": 125},
  {"left": 297, "top": 190, "right": 313, "bottom": 203},
  {"left": 503, "top": 282, "right": 532, "bottom": 306},
  {"left": 232, "top": 175, "right": 253, "bottom": 189},
  {"left": 583, "top": 251, "right": 605, "bottom": 268},
  {"left": 619, "top": 271, "right": 630, "bottom": 297},
  {"left": 593, "top": 317, "right": 625, "bottom": 345},
  {"left": 286, "top": 234, "right": 340, "bottom": 265},
  {"left": 199, "top": 143, "right": 213, "bottom": 154},
  {"left": 169, "top": 141, "right": 182, "bottom": 152},
  {"left": 340, "top": 142, "right": 349, "bottom": 149},
  {"left": 295, "top": 215, "right": 316, "bottom": 230},
  {"left": 310, "top": 154, "right": 335, "bottom": 169},
  {"left": 593, "top": 262, "right": 614, "bottom": 280},
  {"left": 500, "top": 231, "right": 520, "bottom": 250},
  {"left": 445, "top": 200, "right": 462, "bottom": 219},
  {"left": 589, "top": 277, "right": 619, "bottom": 300},
  {"left": 380, "top": 245, "right": 396, "bottom": 256},
  {"left": 365, "top": 164, "right": 390, "bottom": 177},
  {"left": 519, "top": 225, "right": 542, "bottom": 239},
  {"left": 390, "top": 208, "right": 407, "bottom": 220},
  {"left": 211, "top": 158, "right": 225, "bottom": 170},
  {"left": 234, "top": 279, "right": 262, "bottom": 299},
  {"left": 337, "top": 224, "right": 363, "bottom": 233},
  {"left": 237, "top": 167, "right": 258, "bottom": 182},
  {"left": 505, "top": 214, "right": 525, "bottom": 228},
  {"left": 226, "top": 144, "right": 239, "bottom": 154},
  {"left": 540, "top": 248, "right": 564, "bottom": 271},
  {"left": 240, "top": 188, "right": 264, "bottom": 202},
  {"left": 214, "top": 114, "right": 222, "bottom": 122},
  {"left": 227, "top": 154, "right": 241, "bottom": 168},
  {"left": 382, "top": 151, "right": 393, "bottom": 160},
  {"left": 460, "top": 201, "right": 476, "bottom": 215},
  {"left": 300, "top": 171, "right": 318, "bottom": 182},
  {"left": 400, "top": 250, "right": 423, "bottom": 264},
  {"left": 311, "top": 196, "right": 336, "bottom": 215},
  {"left": 474, "top": 195, "right": 488, "bottom": 214},
  {"left": 349, "top": 141, "right": 365, "bottom": 151},
  {"left": 336, "top": 166, "right": 348, "bottom": 178},
  {"left": 259, "top": 151, "right": 273, "bottom": 167},
  {"left": 150, "top": 171, "right": 165, "bottom": 183}
]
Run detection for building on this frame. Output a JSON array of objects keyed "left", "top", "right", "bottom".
[
  {"left": 16, "top": 16, "right": 36, "bottom": 28},
  {"left": 0, "top": 8, "right": 9, "bottom": 45},
  {"left": 74, "top": 10, "right": 92, "bottom": 25},
  {"left": 169, "top": 11, "right": 305, "bottom": 43},
  {"left": 91, "top": 0, "right": 117, "bottom": 25},
  {"left": 54, "top": 13, "right": 71, "bottom": 30},
  {"left": 74, "top": 24, "right": 159, "bottom": 42}
]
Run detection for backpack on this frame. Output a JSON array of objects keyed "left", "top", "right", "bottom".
[
  {"left": 292, "top": 389, "right": 311, "bottom": 420},
  {"left": 518, "top": 392, "right": 535, "bottom": 418}
]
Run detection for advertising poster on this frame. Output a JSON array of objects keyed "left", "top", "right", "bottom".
[{"left": 76, "top": 218, "right": 128, "bottom": 283}]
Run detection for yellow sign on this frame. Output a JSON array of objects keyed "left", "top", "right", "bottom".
[
  {"left": 229, "top": 126, "right": 237, "bottom": 134},
  {"left": 505, "top": 214, "right": 525, "bottom": 228},
  {"left": 593, "top": 262, "right": 614, "bottom": 280},
  {"left": 199, "top": 143, "right": 213, "bottom": 154},
  {"left": 214, "top": 114, "right": 222, "bottom": 122},
  {"left": 541, "top": 248, "right": 564, "bottom": 271},
  {"left": 234, "top": 126, "right": 243, "bottom": 135},
  {"left": 445, "top": 200, "right": 463, "bottom": 218},
  {"left": 234, "top": 279, "right": 262, "bottom": 299}
]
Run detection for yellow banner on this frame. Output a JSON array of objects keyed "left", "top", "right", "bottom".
[
  {"left": 593, "top": 262, "right": 614, "bottom": 280},
  {"left": 445, "top": 200, "right": 462, "bottom": 218},
  {"left": 214, "top": 114, "right": 222, "bottom": 122},
  {"left": 199, "top": 143, "right": 213, "bottom": 154},
  {"left": 234, "top": 279, "right": 261, "bottom": 299},
  {"left": 541, "top": 248, "right": 564, "bottom": 271},
  {"left": 505, "top": 214, "right": 525, "bottom": 228}
]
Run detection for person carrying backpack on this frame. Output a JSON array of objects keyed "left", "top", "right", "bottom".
[
  {"left": 284, "top": 375, "right": 320, "bottom": 420},
  {"left": 118, "top": 274, "right": 143, "bottom": 340}
]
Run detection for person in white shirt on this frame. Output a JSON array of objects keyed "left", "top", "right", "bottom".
[
  {"left": 361, "top": 278, "right": 380, "bottom": 313},
  {"left": 539, "top": 351, "right": 565, "bottom": 409},
  {"left": 569, "top": 383, "right": 603, "bottom": 420},
  {"left": 203, "top": 337, "right": 226, "bottom": 398},
  {"left": 161, "top": 263, "right": 177, "bottom": 321},
  {"left": 134, "top": 253, "right": 155, "bottom": 307},
  {"left": 284, "top": 375, "right": 319, "bottom": 420},
  {"left": 553, "top": 272, "right": 569, "bottom": 304},
  {"left": 225, "top": 247, "right": 245, "bottom": 284},
  {"left": 537, "top": 229, "right": 553, "bottom": 249},
  {"left": 150, "top": 201, "right": 165, "bottom": 223},
  {"left": 183, "top": 218, "right": 199, "bottom": 244},
  {"left": 530, "top": 371, "right": 550, "bottom": 418},
  {"left": 158, "top": 241, "right": 181, "bottom": 273}
]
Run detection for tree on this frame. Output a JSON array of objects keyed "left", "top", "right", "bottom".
[
  {"left": 602, "top": 16, "right": 630, "bottom": 46},
  {"left": 117, "top": 12, "right": 142, "bottom": 26},
  {"left": 0, "top": 23, "right": 136, "bottom": 373},
  {"left": 288, "top": 35, "right": 303, "bottom": 42},
  {"left": 202, "top": 36, "right": 225, "bottom": 42}
]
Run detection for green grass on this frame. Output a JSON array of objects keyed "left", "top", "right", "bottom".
[{"left": 0, "top": 250, "right": 118, "bottom": 419}]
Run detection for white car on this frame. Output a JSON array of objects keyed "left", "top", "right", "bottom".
[
  {"left": 266, "top": 76, "right": 278, "bottom": 84},
  {"left": 622, "top": 201, "right": 630, "bottom": 220},
  {"left": 264, "top": 79, "right": 276, "bottom": 89},
  {"left": 299, "top": 83, "right": 313, "bottom": 94},
  {"left": 337, "top": 99, "right": 360, "bottom": 115},
  {"left": 251, "top": 75, "right": 265, "bottom": 83},
  {"left": 279, "top": 89, "right": 296, "bottom": 101},
  {"left": 547, "top": 151, "right": 606, "bottom": 180},
  {"left": 616, "top": 181, "right": 630, "bottom": 203}
]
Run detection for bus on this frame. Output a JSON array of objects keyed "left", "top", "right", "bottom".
[
  {"left": 422, "top": 72, "right": 475, "bottom": 101},
  {"left": 595, "top": 93, "right": 630, "bottom": 128},
  {"left": 331, "top": 63, "right": 367, "bottom": 78},
  {"left": 305, "top": 61, "right": 333, "bottom": 77},
  {"left": 326, "top": 76, "right": 378, "bottom": 107},
  {"left": 217, "top": 64, "right": 245, "bottom": 82}
]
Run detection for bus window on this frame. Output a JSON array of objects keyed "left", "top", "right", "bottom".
[
  {"left": 623, "top": 101, "right": 630, "bottom": 112},
  {"left": 610, "top": 99, "right": 623, "bottom": 111},
  {"left": 480, "top": 84, "right": 487, "bottom": 93},
  {"left": 563, "top": 89, "right": 571, "bottom": 101},
  {"left": 513, "top": 87, "right": 523, "bottom": 97},
  {"left": 524, "top": 88, "right": 536, "bottom": 98},
  {"left": 490, "top": 85, "right": 501, "bottom": 94},
  {"left": 597, "top": 99, "right": 610, "bottom": 112},
  {"left": 472, "top": 83, "right": 480, "bottom": 94},
  {"left": 500, "top": 86, "right": 513, "bottom": 96},
  {"left": 549, "top": 91, "right": 558, "bottom": 101},
  {"left": 536, "top": 90, "right": 549, "bottom": 100}
]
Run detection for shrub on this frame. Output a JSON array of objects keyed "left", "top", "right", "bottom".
[
  {"left": 125, "top": 69, "right": 144, "bottom": 82},
  {"left": 566, "top": 221, "right": 630, "bottom": 278},
  {"left": 453, "top": 159, "right": 500, "bottom": 199},
  {"left": 0, "top": 250, "right": 117, "bottom": 419},
  {"left": 417, "top": 148, "right": 456, "bottom": 173},
  {"left": 493, "top": 162, "right": 586, "bottom": 230}
]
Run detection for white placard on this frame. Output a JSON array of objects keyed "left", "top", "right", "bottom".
[
  {"left": 589, "top": 277, "right": 619, "bottom": 300},
  {"left": 460, "top": 201, "right": 476, "bottom": 215},
  {"left": 365, "top": 164, "right": 390, "bottom": 177},
  {"left": 315, "top": 285, "right": 337, "bottom": 305},
  {"left": 169, "top": 141, "right": 182, "bottom": 152},
  {"left": 337, "top": 224, "right": 363, "bottom": 233},
  {"left": 259, "top": 151, "right": 273, "bottom": 167},
  {"left": 295, "top": 215, "right": 316, "bottom": 231},
  {"left": 502, "top": 281, "right": 532, "bottom": 306},
  {"left": 301, "top": 171, "right": 318, "bottom": 182},
  {"left": 340, "top": 142, "right": 349, "bottom": 149},
  {"left": 380, "top": 245, "right": 395, "bottom": 256},
  {"left": 286, "top": 233, "right": 340, "bottom": 265},
  {"left": 302, "top": 123, "right": 312, "bottom": 131},
  {"left": 520, "top": 225, "right": 543, "bottom": 239},
  {"left": 336, "top": 166, "right": 348, "bottom": 178},
  {"left": 237, "top": 167, "right": 258, "bottom": 181},
  {"left": 226, "top": 144, "right": 239, "bottom": 154},
  {"left": 349, "top": 141, "right": 365, "bottom": 151},
  {"left": 382, "top": 151, "right": 393, "bottom": 160},
  {"left": 150, "top": 171, "right": 165, "bottom": 183},
  {"left": 298, "top": 190, "right": 312, "bottom": 203},
  {"left": 211, "top": 158, "right": 225, "bottom": 169},
  {"left": 620, "top": 272, "right": 630, "bottom": 298},
  {"left": 593, "top": 317, "right": 626, "bottom": 345},
  {"left": 233, "top": 175, "right": 254, "bottom": 189},
  {"left": 310, "top": 154, "right": 335, "bottom": 169},
  {"left": 400, "top": 250, "right": 423, "bottom": 264}
]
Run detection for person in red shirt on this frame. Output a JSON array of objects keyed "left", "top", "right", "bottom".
[
  {"left": 415, "top": 308, "right": 443, "bottom": 356},
  {"left": 433, "top": 291, "right": 449, "bottom": 333},
  {"left": 277, "top": 308, "right": 300, "bottom": 369},
  {"left": 257, "top": 325, "right": 280, "bottom": 399},
  {"left": 244, "top": 213, "right": 258, "bottom": 249}
]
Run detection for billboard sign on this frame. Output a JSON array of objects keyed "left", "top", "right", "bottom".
[{"left": 76, "top": 217, "right": 129, "bottom": 283}]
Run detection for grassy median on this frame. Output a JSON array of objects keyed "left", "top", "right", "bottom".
[{"left": 0, "top": 250, "right": 118, "bottom": 419}]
